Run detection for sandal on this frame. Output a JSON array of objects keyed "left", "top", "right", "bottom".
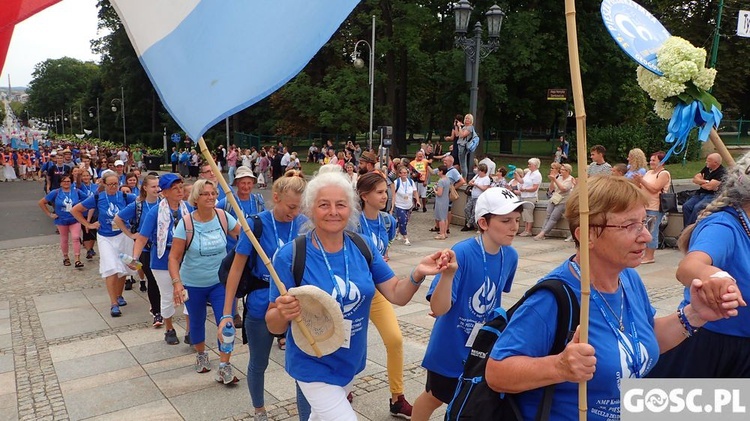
[
  {"left": 63, "top": 258, "right": 71, "bottom": 266},
  {"left": 434, "top": 235, "right": 447, "bottom": 240},
  {"left": 74, "top": 261, "right": 84, "bottom": 268},
  {"left": 277, "top": 337, "right": 286, "bottom": 350}
]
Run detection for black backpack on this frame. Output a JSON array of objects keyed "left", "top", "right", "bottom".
[
  {"left": 445, "top": 279, "right": 580, "bottom": 421},
  {"left": 291, "top": 231, "right": 372, "bottom": 286},
  {"left": 218, "top": 214, "right": 264, "bottom": 298}
]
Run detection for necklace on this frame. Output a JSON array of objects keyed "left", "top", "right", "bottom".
[
  {"left": 735, "top": 206, "right": 750, "bottom": 238},
  {"left": 593, "top": 279, "right": 625, "bottom": 332}
]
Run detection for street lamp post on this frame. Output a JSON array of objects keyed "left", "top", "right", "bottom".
[
  {"left": 453, "top": 1, "right": 504, "bottom": 119},
  {"left": 89, "top": 97, "right": 101, "bottom": 139},
  {"left": 111, "top": 87, "right": 127, "bottom": 145},
  {"left": 351, "top": 15, "right": 376, "bottom": 152}
]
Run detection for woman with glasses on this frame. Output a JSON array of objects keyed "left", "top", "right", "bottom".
[
  {"left": 71, "top": 171, "right": 138, "bottom": 317},
  {"left": 484, "top": 176, "right": 742, "bottom": 421},
  {"left": 169, "top": 179, "right": 241, "bottom": 382},
  {"left": 39, "top": 174, "right": 87, "bottom": 268}
]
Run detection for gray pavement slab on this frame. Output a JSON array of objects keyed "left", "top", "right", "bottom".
[{"left": 64, "top": 375, "right": 162, "bottom": 421}]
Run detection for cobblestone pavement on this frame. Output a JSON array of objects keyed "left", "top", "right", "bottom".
[{"left": 0, "top": 182, "right": 689, "bottom": 421}]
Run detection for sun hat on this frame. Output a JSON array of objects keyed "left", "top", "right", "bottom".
[
  {"left": 114, "top": 159, "right": 125, "bottom": 166},
  {"left": 232, "top": 165, "right": 257, "bottom": 185},
  {"left": 287, "top": 285, "right": 345, "bottom": 357},
  {"left": 474, "top": 187, "right": 534, "bottom": 221},
  {"left": 158, "top": 173, "right": 182, "bottom": 191}
]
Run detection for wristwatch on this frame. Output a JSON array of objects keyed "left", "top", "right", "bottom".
[{"left": 171, "top": 278, "right": 181, "bottom": 285}]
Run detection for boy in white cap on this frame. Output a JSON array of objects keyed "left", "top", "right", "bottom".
[{"left": 412, "top": 187, "right": 533, "bottom": 420}]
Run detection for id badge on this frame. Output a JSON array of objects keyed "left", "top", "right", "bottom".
[
  {"left": 465, "top": 322, "right": 484, "bottom": 347},
  {"left": 341, "top": 319, "right": 353, "bottom": 349}
]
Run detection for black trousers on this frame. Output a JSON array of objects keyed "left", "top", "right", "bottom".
[{"left": 648, "top": 328, "right": 750, "bottom": 378}]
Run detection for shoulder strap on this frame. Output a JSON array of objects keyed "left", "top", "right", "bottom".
[
  {"left": 379, "top": 211, "right": 392, "bottom": 234},
  {"left": 344, "top": 230, "right": 373, "bottom": 265},
  {"left": 215, "top": 209, "right": 229, "bottom": 235},
  {"left": 134, "top": 200, "right": 143, "bottom": 225},
  {"left": 183, "top": 213, "right": 195, "bottom": 250},
  {"left": 292, "top": 235, "right": 307, "bottom": 287}
]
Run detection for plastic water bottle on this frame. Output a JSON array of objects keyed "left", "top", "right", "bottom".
[
  {"left": 220, "top": 321, "right": 235, "bottom": 353},
  {"left": 119, "top": 253, "right": 142, "bottom": 270}
]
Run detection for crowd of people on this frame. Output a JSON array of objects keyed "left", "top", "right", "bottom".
[{"left": 19, "top": 126, "right": 746, "bottom": 421}]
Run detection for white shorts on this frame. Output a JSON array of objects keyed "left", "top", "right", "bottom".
[
  {"left": 417, "top": 182, "right": 427, "bottom": 198},
  {"left": 153, "top": 269, "right": 188, "bottom": 319},
  {"left": 298, "top": 380, "right": 356, "bottom": 421},
  {"left": 97, "top": 233, "right": 137, "bottom": 278}
]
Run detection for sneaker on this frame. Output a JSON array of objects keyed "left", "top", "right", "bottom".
[
  {"left": 110, "top": 305, "right": 121, "bottom": 317},
  {"left": 116, "top": 296, "right": 127, "bottom": 306},
  {"left": 254, "top": 411, "right": 268, "bottom": 421},
  {"left": 389, "top": 395, "right": 413, "bottom": 419},
  {"left": 215, "top": 363, "right": 239, "bottom": 384},
  {"left": 429, "top": 227, "right": 439, "bottom": 232},
  {"left": 347, "top": 392, "right": 354, "bottom": 403},
  {"left": 124, "top": 278, "right": 133, "bottom": 290},
  {"left": 233, "top": 313, "right": 242, "bottom": 328},
  {"left": 86, "top": 249, "right": 94, "bottom": 260},
  {"left": 460, "top": 225, "right": 473, "bottom": 232},
  {"left": 195, "top": 352, "right": 211, "bottom": 373},
  {"left": 564, "top": 235, "right": 574, "bottom": 242},
  {"left": 184, "top": 332, "right": 192, "bottom": 345},
  {"left": 395, "top": 234, "right": 403, "bottom": 241},
  {"left": 404, "top": 239, "right": 411, "bottom": 246},
  {"left": 165, "top": 329, "right": 179, "bottom": 345},
  {"left": 90, "top": 250, "right": 97, "bottom": 258},
  {"left": 422, "top": 207, "right": 427, "bottom": 213},
  {"left": 153, "top": 314, "right": 164, "bottom": 328}
]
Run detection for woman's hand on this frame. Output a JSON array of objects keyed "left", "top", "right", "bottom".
[
  {"left": 49, "top": 213, "right": 58, "bottom": 219},
  {"left": 416, "top": 249, "right": 456, "bottom": 278},
  {"left": 274, "top": 295, "right": 301, "bottom": 322},
  {"left": 689, "top": 278, "right": 745, "bottom": 321},
  {"left": 556, "top": 326, "right": 596, "bottom": 382},
  {"left": 173, "top": 282, "right": 185, "bottom": 306},
  {"left": 88, "top": 221, "right": 101, "bottom": 230}
]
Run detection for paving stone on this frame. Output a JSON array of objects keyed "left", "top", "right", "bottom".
[
  {"left": 64, "top": 376, "right": 160, "bottom": 421},
  {"left": 53, "top": 348, "right": 138, "bottom": 383}
]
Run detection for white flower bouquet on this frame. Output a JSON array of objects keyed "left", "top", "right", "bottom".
[{"left": 635, "top": 36, "right": 722, "bottom": 157}]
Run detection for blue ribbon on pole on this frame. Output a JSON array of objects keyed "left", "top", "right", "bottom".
[{"left": 662, "top": 102, "right": 723, "bottom": 164}]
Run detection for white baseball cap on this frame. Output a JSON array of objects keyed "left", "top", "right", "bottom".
[
  {"left": 474, "top": 187, "right": 534, "bottom": 221},
  {"left": 114, "top": 160, "right": 124, "bottom": 166}
]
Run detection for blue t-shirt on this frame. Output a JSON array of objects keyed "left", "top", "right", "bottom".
[
  {"left": 44, "top": 188, "right": 87, "bottom": 226},
  {"left": 357, "top": 212, "right": 397, "bottom": 257},
  {"left": 171, "top": 152, "right": 179, "bottom": 163},
  {"left": 270, "top": 232, "right": 395, "bottom": 386},
  {"left": 80, "top": 191, "right": 136, "bottom": 237},
  {"left": 687, "top": 207, "right": 750, "bottom": 337},
  {"left": 625, "top": 166, "right": 647, "bottom": 179},
  {"left": 217, "top": 193, "right": 265, "bottom": 252},
  {"left": 117, "top": 199, "right": 159, "bottom": 251},
  {"left": 173, "top": 211, "right": 238, "bottom": 287},
  {"left": 76, "top": 182, "right": 95, "bottom": 198},
  {"left": 137, "top": 202, "right": 193, "bottom": 270},
  {"left": 490, "top": 259, "right": 659, "bottom": 421},
  {"left": 235, "top": 210, "right": 307, "bottom": 319},
  {"left": 422, "top": 236, "right": 517, "bottom": 378},
  {"left": 179, "top": 152, "right": 190, "bottom": 163},
  {"left": 447, "top": 167, "right": 462, "bottom": 185}
]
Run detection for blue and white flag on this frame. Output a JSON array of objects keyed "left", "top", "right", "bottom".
[{"left": 111, "top": 0, "right": 360, "bottom": 140}]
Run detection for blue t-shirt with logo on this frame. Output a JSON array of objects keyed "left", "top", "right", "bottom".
[
  {"left": 217, "top": 193, "right": 266, "bottom": 252},
  {"left": 44, "top": 188, "right": 87, "bottom": 226},
  {"left": 235, "top": 210, "right": 307, "bottom": 319},
  {"left": 687, "top": 207, "right": 750, "bottom": 337},
  {"left": 270, "top": 232, "right": 394, "bottom": 386},
  {"left": 490, "top": 259, "right": 659, "bottom": 421},
  {"left": 173, "top": 211, "right": 237, "bottom": 287},
  {"left": 357, "top": 212, "right": 396, "bottom": 257},
  {"left": 117, "top": 199, "right": 159, "bottom": 252},
  {"left": 80, "top": 191, "right": 136, "bottom": 237},
  {"left": 137, "top": 202, "right": 193, "bottom": 270},
  {"left": 422, "top": 236, "right": 517, "bottom": 378}
]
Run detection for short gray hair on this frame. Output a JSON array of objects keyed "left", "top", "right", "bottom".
[
  {"left": 300, "top": 164, "right": 360, "bottom": 232},
  {"left": 528, "top": 158, "right": 541, "bottom": 168}
]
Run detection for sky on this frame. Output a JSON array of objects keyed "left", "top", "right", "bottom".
[{"left": 2, "top": 0, "right": 101, "bottom": 88}]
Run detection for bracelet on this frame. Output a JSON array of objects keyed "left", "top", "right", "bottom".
[
  {"left": 677, "top": 303, "right": 699, "bottom": 337},
  {"left": 171, "top": 278, "right": 181, "bottom": 285},
  {"left": 409, "top": 268, "right": 424, "bottom": 286},
  {"left": 220, "top": 315, "right": 233, "bottom": 321}
]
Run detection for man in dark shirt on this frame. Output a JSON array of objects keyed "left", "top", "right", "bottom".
[
  {"left": 270, "top": 146, "right": 283, "bottom": 181},
  {"left": 682, "top": 153, "right": 726, "bottom": 227},
  {"left": 46, "top": 153, "right": 71, "bottom": 193}
]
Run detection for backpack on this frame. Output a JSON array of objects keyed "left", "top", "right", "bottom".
[
  {"left": 291, "top": 231, "right": 372, "bottom": 286},
  {"left": 467, "top": 127, "right": 480, "bottom": 153},
  {"left": 224, "top": 193, "right": 265, "bottom": 216},
  {"left": 130, "top": 200, "right": 144, "bottom": 234},
  {"left": 182, "top": 209, "right": 229, "bottom": 251},
  {"left": 445, "top": 279, "right": 580, "bottom": 421},
  {"left": 357, "top": 211, "right": 393, "bottom": 239},
  {"left": 218, "top": 214, "right": 266, "bottom": 298}
]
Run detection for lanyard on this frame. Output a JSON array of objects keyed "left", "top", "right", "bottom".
[
  {"left": 569, "top": 261, "right": 643, "bottom": 377},
  {"left": 360, "top": 213, "right": 385, "bottom": 256},
  {"left": 271, "top": 214, "right": 295, "bottom": 247},
  {"left": 313, "top": 232, "right": 350, "bottom": 312},
  {"left": 237, "top": 195, "right": 256, "bottom": 218},
  {"left": 477, "top": 234, "right": 502, "bottom": 321}
]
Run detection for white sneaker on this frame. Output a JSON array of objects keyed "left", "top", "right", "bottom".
[
  {"left": 404, "top": 238, "right": 411, "bottom": 246},
  {"left": 395, "top": 234, "right": 403, "bottom": 241},
  {"left": 564, "top": 235, "right": 573, "bottom": 242}
]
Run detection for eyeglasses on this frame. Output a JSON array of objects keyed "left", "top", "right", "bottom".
[
  {"left": 105, "top": 182, "right": 119, "bottom": 187},
  {"left": 200, "top": 170, "right": 212, "bottom": 174},
  {"left": 199, "top": 192, "right": 218, "bottom": 197},
  {"left": 591, "top": 215, "right": 656, "bottom": 236}
]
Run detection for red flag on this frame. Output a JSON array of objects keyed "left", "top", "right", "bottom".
[{"left": 0, "top": 0, "right": 62, "bottom": 74}]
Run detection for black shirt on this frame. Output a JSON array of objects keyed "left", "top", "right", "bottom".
[{"left": 695, "top": 165, "right": 726, "bottom": 195}]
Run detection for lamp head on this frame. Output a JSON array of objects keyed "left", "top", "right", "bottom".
[
  {"left": 353, "top": 57, "right": 365, "bottom": 69},
  {"left": 454, "top": 0, "right": 473, "bottom": 34},
  {"left": 111, "top": 106, "right": 117, "bottom": 112},
  {"left": 486, "top": 5, "right": 505, "bottom": 39}
]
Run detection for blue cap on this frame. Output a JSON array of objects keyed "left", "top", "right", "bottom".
[{"left": 158, "top": 173, "right": 182, "bottom": 191}]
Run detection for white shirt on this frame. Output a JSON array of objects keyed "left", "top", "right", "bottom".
[
  {"left": 478, "top": 157, "right": 496, "bottom": 176},
  {"left": 520, "top": 169, "right": 542, "bottom": 200},
  {"left": 394, "top": 177, "right": 417, "bottom": 210},
  {"left": 280, "top": 152, "right": 291, "bottom": 167},
  {"left": 117, "top": 150, "right": 129, "bottom": 162},
  {"left": 470, "top": 174, "right": 492, "bottom": 199}
]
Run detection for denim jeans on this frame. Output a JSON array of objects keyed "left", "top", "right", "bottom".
[
  {"left": 244, "top": 316, "right": 274, "bottom": 408},
  {"left": 297, "top": 381, "right": 311, "bottom": 421},
  {"left": 457, "top": 143, "right": 472, "bottom": 180},
  {"left": 682, "top": 193, "right": 714, "bottom": 226}
]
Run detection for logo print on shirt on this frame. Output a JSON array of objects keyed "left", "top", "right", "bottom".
[
  {"left": 371, "top": 232, "right": 385, "bottom": 256},
  {"left": 107, "top": 202, "right": 119, "bottom": 218},
  {"left": 62, "top": 195, "right": 73, "bottom": 209},
  {"left": 617, "top": 329, "right": 651, "bottom": 380},
  {"left": 330, "top": 274, "right": 363, "bottom": 316},
  {"left": 470, "top": 282, "right": 497, "bottom": 316}
]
